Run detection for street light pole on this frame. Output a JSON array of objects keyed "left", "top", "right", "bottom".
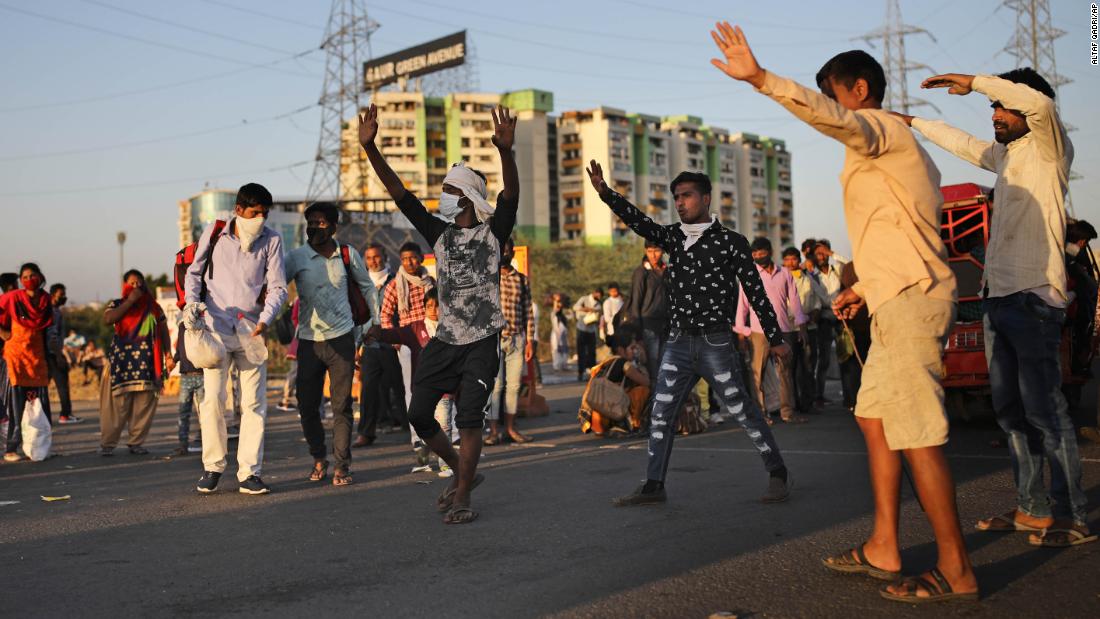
[{"left": 117, "top": 231, "right": 126, "bottom": 280}]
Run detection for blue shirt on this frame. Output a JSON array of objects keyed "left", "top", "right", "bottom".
[
  {"left": 184, "top": 217, "right": 288, "bottom": 336},
  {"left": 284, "top": 242, "right": 373, "bottom": 342}
]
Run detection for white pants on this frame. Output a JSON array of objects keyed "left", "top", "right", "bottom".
[{"left": 200, "top": 336, "right": 268, "bottom": 482}]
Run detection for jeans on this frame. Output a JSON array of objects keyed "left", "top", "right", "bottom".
[
  {"left": 814, "top": 319, "right": 837, "bottom": 399},
  {"left": 645, "top": 328, "right": 786, "bottom": 482},
  {"left": 47, "top": 354, "right": 72, "bottom": 418},
  {"left": 984, "top": 292, "right": 1088, "bottom": 523},
  {"left": 641, "top": 324, "right": 666, "bottom": 393},
  {"left": 357, "top": 344, "right": 403, "bottom": 439},
  {"left": 5, "top": 386, "right": 50, "bottom": 453},
  {"left": 490, "top": 333, "right": 525, "bottom": 421},
  {"left": 576, "top": 330, "right": 598, "bottom": 380},
  {"left": 178, "top": 373, "right": 205, "bottom": 446},
  {"left": 297, "top": 333, "right": 356, "bottom": 474}
]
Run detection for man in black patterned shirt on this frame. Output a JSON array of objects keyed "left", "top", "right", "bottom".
[{"left": 587, "top": 163, "right": 792, "bottom": 505}]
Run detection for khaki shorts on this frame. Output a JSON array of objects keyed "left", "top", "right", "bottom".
[{"left": 855, "top": 286, "right": 955, "bottom": 450}]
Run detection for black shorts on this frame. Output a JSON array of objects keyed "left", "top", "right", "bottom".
[{"left": 408, "top": 333, "right": 500, "bottom": 437}]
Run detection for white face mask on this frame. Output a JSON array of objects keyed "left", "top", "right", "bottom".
[
  {"left": 237, "top": 215, "right": 266, "bottom": 252},
  {"left": 1066, "top": 243, "right": 1082, "bottom": 257},
  {"left": 438, "top": 192, "right": 463, "bottom": 220}
]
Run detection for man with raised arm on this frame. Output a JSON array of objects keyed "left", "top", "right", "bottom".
[
  {"left": 359, "top": 102, "right": 518, "bottom": 525},
  {"left": 709, "top": 23, "right": 976, "bottom": 603},
  {"left": 896, "top": 69, "right": 1092, "bottom": 549},
  {"left": 585, "top": 163, "right": 793, "bottom": 506}
]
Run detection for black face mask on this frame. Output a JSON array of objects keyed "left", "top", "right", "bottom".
[
  {"left": 753, "top": 256, "right": 772, "bottom": 267},
  {"left": 306, "top": 226, "right": 332, "bottom": 246}
]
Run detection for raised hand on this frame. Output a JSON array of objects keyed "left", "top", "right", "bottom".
[
  {"left": 491, "top": 105, "right": 516, "bottom": 151},
  {"left": 709, "top": 22, "right": 766, "bottom": 87},
  {"left": 358, "top": 103, "right": 379, "bottom": 148},
  {"left": 921, "top": 73, "right": 974, "bottom": 96},
  {"left": 585, "top": 160, "right": 609, "bottom": 196}
]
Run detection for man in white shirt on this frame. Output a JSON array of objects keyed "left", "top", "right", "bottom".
[
  {"left": 812, "top": 241, "right": 843, "bottom": 408},
  {"left": 601, "top": 282, "right": 625, "bottom": 346},
  {"left": 782, "top": 247, "right": 824, "bottom": 413},
  {"left": 898, "top": 68, "right": 1092, "bottom": 547},
  {"left": 573, "top": 288, "right": 603, "bottom": 381}
]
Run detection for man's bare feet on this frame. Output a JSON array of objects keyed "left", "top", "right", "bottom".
[{"left": 976, "top": 509, "right": 1053, "bottom": 532}]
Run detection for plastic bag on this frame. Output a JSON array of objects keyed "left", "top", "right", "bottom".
[
  {"left": 236, "top": 314, "right": 269, "bottom": 365},
  {"left": 185, "top": 323, "right": 226, "bottom": 369},
  {"left": 21, "top": 392, "right": 52, "bottom": 461}
]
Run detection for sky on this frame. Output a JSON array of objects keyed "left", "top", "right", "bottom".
[{"left": 0, "top": 0, "right": 1096, "bottom": 303}]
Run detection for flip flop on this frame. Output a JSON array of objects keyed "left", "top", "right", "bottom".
[
  {"left": 879, "top": 567, "right": 979, "bottom": 604},
  {"left": 333, "top": 471, "right": 353, "bottom": 486},
  {"left": 975, "top": 510, "right": 1043, "bottom": 532},
  {"left": 1027, "top": 528, "right": 1099, "bottom": 547},
  {"left": 436, "top": 473, "right": 485, "bottom": 513},
  {"left": 822, "top": 546, "right": 901, "bottom": 581},
  {"left": 309, "top": 460, "right": 329, "bottom": 482},
  {"left": 443, "top": 505, "right": 479, "bottom": 525}
]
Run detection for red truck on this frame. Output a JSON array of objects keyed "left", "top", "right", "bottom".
[{"left": 939, "top": 183, "right": 1092, "bottom": 419}]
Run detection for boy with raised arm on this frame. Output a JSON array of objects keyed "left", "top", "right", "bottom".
[
  {"left": 359, "top": 103, "right": 518, "bottom": 525},
  {"left": 585, "top": 163, "right": 793, "bottom": 506},
  {"left": 709, "top": 23, "right": 976, "bottom": 603}
]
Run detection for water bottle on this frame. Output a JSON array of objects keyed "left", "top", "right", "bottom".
[{"left": 236, "top": 313, "right": 269, "bottom": 365}]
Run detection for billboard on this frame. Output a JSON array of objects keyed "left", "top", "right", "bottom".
[{"left": 363, "top": 31, "right": 467, "bottom": 90}]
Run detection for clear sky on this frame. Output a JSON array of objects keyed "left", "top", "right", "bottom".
[{"left": 0, "top": 0, "right": 1095, "bottom": 303}]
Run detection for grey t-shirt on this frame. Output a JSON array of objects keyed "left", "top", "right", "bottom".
[{"left": 395, "top": 191, "right": 519, "bottom": 346}]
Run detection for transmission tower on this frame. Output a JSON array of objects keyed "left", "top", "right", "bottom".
[
  {"left": 857, "top": 0, "right": 939, "bottom": 115},
  {"left": 306, "top": 0, "right": 378, "bottom": 203},
  {"left": 1001, "top": 0, "right": 1078, "bottom": 205}
]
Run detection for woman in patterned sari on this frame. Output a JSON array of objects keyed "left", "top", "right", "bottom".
[
  {"left": 99, "top": 270, "right": 173, "bottom": 456},
  {"left": 1, "top": 264, "right": 54, "bottom": 462}
]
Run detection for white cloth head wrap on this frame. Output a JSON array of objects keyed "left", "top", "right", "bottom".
[{"left": 440, "top": 163, "right": 494, "bottom": 222}]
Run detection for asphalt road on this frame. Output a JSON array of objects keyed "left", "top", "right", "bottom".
[{"left": 2, "top": 373, "right": 1099, "bottom": 618}]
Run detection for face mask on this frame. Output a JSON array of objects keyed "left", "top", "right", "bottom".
[
  {"left": 306, "top": 226, "right": 332, "bottom": 246},
  {"left": 753, "top": 257, "right": 772, "bottom": 267},
  {"left": 1066, "top": 243, "right": 1082, "bottom": 257},
  {"left": 438, "top": 193, "right": 463, "bottom": 219},
  {"left": 236, "top": 215, "right": 266, "bottom": 252},
  {"left": 23, "top": 275, "right": 42, "bottom": 290}
]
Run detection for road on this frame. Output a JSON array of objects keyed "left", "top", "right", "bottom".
[{"left": 1, "top": 373, "right": 1098, "bottom": 618}]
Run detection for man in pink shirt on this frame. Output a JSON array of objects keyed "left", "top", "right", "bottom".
[{"left": 736, "top": 237, "right": 809, "bottom": 424}]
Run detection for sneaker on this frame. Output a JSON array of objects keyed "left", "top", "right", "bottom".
[
  {"left": 275, "top": 402, "right": 297, "bottom": 412},
  {"left": 187, "top": 445, "right": 202, "bottom": 454},
  {"left": 411, "top": 464, "right": 433, "bottom": 473},
  {"left": 172, "top": 445, "right": 190, "bottom": 456},
  {"left": 226, "top": 425, "right": 240, "bottom": 440},
  {"left": 99, "top": 447, "right": 114, "bottom": 457},
  {"left": 238, "top": 475, "right": 270, "bottom": 495},
  {"left": 197, "top": 471, "right": 222, "bottom": 493},
  {"left": 58, "top": 415, "right": 84, "bottom": 425},
  {"left": 761, "top": 473, "right": 791, "bottom": 503},
  {"left": 414, "top": 442, "right": 431, "bottom": 467},
  {"left": 438, "top": 462, "right": 454, "bottom": 478},
  {"left": 612, "top": 483, "right": 667, "bottom": 507}
]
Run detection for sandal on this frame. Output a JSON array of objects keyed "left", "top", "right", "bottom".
[
  {"left": 879, "top": 567, "right": 979, "bottom": 604},
  {"left": 309, "top": 460, "right": 329, "bottom": 482},
  {"left": 128, "top": 445, "right": 149, "bottom": 455},
  {"left": 1027, "top": 527, "right": 1098, "bottom": 547},
  {"left": 507, "top": 431, "right": 531, "bottom": 444},
  {"left": 975, "top": 510, "right": 1046, "bottom": 532},
  {"left": 822, "top": 546, "right": 901, "bottom": 581},
  {"left": 443, "top": 504, "right": 479, "bottom": 525},
  {"left": 436, "top": 473, "right": 485, "bottom": 513},
  {"left": 483, "top": 434, "right": 500, "bottom": 446},
  {"left": 333, "top": 470, "right": 353, "bottom": 486}
]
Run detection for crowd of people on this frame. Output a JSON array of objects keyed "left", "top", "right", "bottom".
[{"left": 2, "top": 20, "right": 1098, "bottom": 605}]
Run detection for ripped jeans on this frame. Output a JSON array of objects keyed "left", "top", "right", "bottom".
[{"left": 646, "top": 327, "right": 786, "bottom": 482}]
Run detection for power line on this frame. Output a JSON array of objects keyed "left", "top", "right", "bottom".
[
  {"left": 197, "top": 0, "right": 326, "bottom": 31},
  {"left": 0, "top": 2, "right": 315, "bottom": 79},
  {"left": 0, "top": 49, "right": 319, "bottom": 114},
  {"left": 0, "top": 105, "right": 315, "bottom": 162},
  {"left": 78, "top": 0, "right": 322, "bottom": 60},
  {"left": 607, "top": 0, "right": 857, "bottom": 34},
  {"left": 0, "top": 160, "right": 313, "bottom": 198}
]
